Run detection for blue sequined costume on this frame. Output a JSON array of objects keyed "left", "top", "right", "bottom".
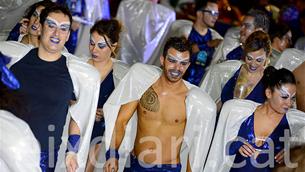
[
  {"left": 221, "top": 67, "right": 265, "bottom": 104},
  {"left": 124, "top": 154, "right": 182, "bottom": 172},
  {"left": 229, "top": 113, "right": 290, "bottom": 172},
  {"left": 183, "top": 28, "right": 215, "bottom": 86},
  {"left": 226, "top": 46, "right": 243, "bottom": 61},
  {"left": 90, "top": 70, "right": 115, "bottom": 144}
]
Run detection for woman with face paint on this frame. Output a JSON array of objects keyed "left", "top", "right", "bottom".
[
  {"left": 204, "top": 66, "right": 305, "bottom": 172},
  {"left": 85, "top": 19, "right": 129, "bottom": 172},
  {"left": 219, "top": 31, "right": 271, "bottom": 112},
  {"left": 6, "top": 0, "right": 55, "bottom": 47},
  {"left": 227, "top": 66, "right": 297, "bottom": 172}
]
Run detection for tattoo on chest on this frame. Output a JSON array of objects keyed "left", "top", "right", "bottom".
[{"left": 140, "top": 87, "right": 160, "bottom": 112}]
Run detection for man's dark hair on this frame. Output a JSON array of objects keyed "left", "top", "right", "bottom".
[
  {"left": 163, "top": 37, "right": 191, "bottom": 57},
  {"left": 195, "top": 0, "right": 218, "bottom": 11},
  {"left": 40, "top": 4, "right": 73, "bottom": 30},
  {"left": 247, "top": 9, "right": 270, "bottom": 32},
  {"left": 269, "top": 23, "right": 291, "bottom": 42},
  {"left": 23, "top": 0, "right": 55, "bottom": 19}
]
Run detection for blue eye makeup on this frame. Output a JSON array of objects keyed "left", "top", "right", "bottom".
[
  {"left": 45, "top": 19, "right": 70, "bottom": 33},
  {"left": 97, "top": 42, "right": 107, "bottom": 49}
]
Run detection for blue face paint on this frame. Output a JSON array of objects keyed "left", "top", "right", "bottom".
[{"left": 45, "top": 17, "right": 70, "bottom": 33}]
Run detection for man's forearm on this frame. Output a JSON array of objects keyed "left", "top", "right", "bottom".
[
  {"left": 69, "top": 118, "right": 80, "bottom": 135},
  {"left": 186, "top": 156, "right": 192, "bottom": 172},
  {"left": 67, "top": 118, "right": 80, "bottom": 153},
  {"left": 110, "top": 119, "right": 128, "bottom": 150}
]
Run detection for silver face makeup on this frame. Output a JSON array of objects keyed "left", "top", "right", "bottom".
[
  {"left": 32, "top": 10, "right": 40, "bottom": 18},
  {"left": 279, "top": 86, "right": 296, "bottom": 101},
  {"left": 246, "top": 54, "right": 266, "bottom": 63},
  {"left": 89, "top": 37, "right": 108, "bottom": 49},
  {"left": 45, "top": 17, "right": 70, "bottom": 33},
  {"left": 166, "top": 53, "right": 190, "bottom": 66}
]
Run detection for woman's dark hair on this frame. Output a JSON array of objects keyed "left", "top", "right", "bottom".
[
  {"left": 23, "top": 0, "right": 55, "bottom": 19},
  {"left": 90, "top": 19, "right": 122, "bottom": 56},
  {"left": 269, "top": 23, "right": 291, "bottom": 42},
  {"left": 262, "top": 66, "right": 296, "bottom": 92},
  {"left": 244, "top": 30, "right": 272, "bottom": 58}
]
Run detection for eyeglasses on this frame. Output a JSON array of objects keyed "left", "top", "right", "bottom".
[{"left": 200, "top": 9, "right": 219, "bottom": 17}]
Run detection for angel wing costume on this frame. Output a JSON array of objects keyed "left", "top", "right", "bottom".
[
  {"left": 203, "top": 99, "right": 305, "bottom": 172},
  {"left": 103, "top": 63, "right": 216, "bottom": 172}
]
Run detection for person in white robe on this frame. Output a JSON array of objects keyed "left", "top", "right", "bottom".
[{"left": 103, "top": 37, "right": 216, "bottom": 172}]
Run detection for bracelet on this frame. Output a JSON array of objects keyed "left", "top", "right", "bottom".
[
  {"left": 66, "top": 134, "right": 80, "bottom": 153},
  {"left": 105, "top": 148, "right": 120, "bottom": 161}
]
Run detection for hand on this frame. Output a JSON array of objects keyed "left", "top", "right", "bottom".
[
  {"left": 207, "top": 39, "right": 222, "bottom": 48},
  {"left": 275, "top": 149, "right": 285, "bottom": 164},
  {"left": 103, "top": 158, "right": 118, "bottom": 172},
  {"left": 19, "top": 18, "right": 29, "bottom": 35},
  {"left": 65, "top": 152, "right": 79, "bottom": 172},
  {"left": 238, "top": 142, "right": 256, "bottom": 157},
  {"left": 71, "top": 21, "right": 81, "bottom": 31},
  {"left": 95, "top": 108, "right": 104, "bottom": 122},
  {"left": 191, "top": 44, "right": 200, "bottom": 54}
]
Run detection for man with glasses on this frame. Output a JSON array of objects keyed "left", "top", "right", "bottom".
[
  {"left": 183, "top": 0, "right": 223, "bottom": 86},
  {"left": 103, "top": 37, "right": 216, "bottom": 172},
  {"left": 225, "top": 9, "right": 270, "bottom": 61},
  {"left": 0, "top": 5, "right": 100, "bottom": 172}
]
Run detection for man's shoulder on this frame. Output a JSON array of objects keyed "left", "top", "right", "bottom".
[
  {"left": 0, "top": 41, "right": 32, "bottom": 56},
  {"left": 64, "top": 53, "right": 100, "bottom": 82},
  {"left": 187, "top": 87, "right": 215, "bottom": 108},
  {"left": 0, "top": 41, "right": 33, "bottom": 67},
  {"left": 129, "top": 63, "right": 161, "bottom": 75},
  {"left": 209, "top": 28, "right": 223, "bottom": 40}
]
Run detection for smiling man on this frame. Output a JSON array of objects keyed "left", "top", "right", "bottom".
[
  {"left": 226, "top": 9, "right": 270, "bottom": 61},
  {"left": 103, "top": 37, "right": 216, "bottom": 172},
  {"left": 0, "top": 5, "right": 100, "bottom": 172}
]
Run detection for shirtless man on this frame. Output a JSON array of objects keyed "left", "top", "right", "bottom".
[
  {"left": 293, "top": 61, "right": 305, "bottom": 112},
  {"left": 103, "top": 37, "right": 216, "bottom": 172}
]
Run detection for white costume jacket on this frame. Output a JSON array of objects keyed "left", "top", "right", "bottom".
[
  {"left": 274, "top": 48, "right": 305, "bottom": 71},
  {"left": 200, "top": 60, "right": 242, "bottom": 102},
  {"left": 203, "top": 99, "right": 305, "bottom": 172},
  {"left": 0, "top": 41, "right": 100, "bottom": 172},
  {"left": 0, "top": 110, "right": 41, "bottom": 172},
  {"left": 103, "top": 63, "right": 216, "bottom": 172},
  {"left": 116, "top": 0, "right": 176, "bottom": 65}
]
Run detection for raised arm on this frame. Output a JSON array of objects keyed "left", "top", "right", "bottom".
[{"left": 104, "top": 100, "right": 139, "bottom": 172}]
